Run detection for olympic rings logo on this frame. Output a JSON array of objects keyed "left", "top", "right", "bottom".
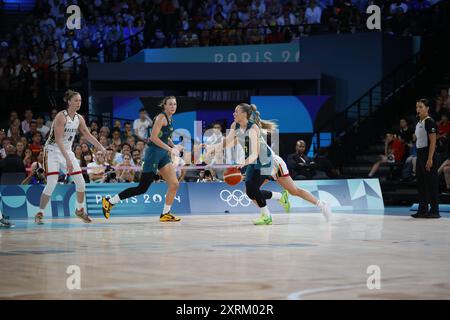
[{"left": 219, "top": 190, "right": 252, "bottom": 207}]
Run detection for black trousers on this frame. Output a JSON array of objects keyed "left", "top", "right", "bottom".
[{"left": 416, "top": 148, "right": 439, "bottom": 214}]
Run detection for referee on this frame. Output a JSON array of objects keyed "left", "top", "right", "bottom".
[{"left": 411, "top": 98, "right": 440, "bottom": 219}]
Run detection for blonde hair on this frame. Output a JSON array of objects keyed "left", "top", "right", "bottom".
[
  {"left": 158, "top": 96, "right": 176, "bottom": 109},
  {"left": 63, "top": 89, "right": 80, "bottom": 104},
  {"left": 238, "top": 103, "right": 278, "bottom": 131}
]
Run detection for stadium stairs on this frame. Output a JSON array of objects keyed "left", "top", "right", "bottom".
[{"left": 331, "top": 28, "right": 450, "bottom": 206}]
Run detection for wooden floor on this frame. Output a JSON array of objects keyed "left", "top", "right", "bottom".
[{"left": 1, "top": 211, "right": 449, "bottom": 300}]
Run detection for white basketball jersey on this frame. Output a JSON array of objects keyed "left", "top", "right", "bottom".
[{"left": 45, "top": 110, "right": 80, "bottom": 151}]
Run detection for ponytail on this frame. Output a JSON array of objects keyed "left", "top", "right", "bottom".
[
  {"left": 158, "top": 96, "right": 176, "bottom": 109},
  {"left": 63, "top": 89, "right": 80, "bottom": 104},
  {"left": 239, "top": 103, "right": 278, "bottom": 131}
]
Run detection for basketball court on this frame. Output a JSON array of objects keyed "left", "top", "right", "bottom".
[{"left": 1, "top": 210, "right": 449, "bottom": 300}]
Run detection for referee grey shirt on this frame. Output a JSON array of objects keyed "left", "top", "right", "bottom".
[{"left": 415, "top": 116, "right": 437, "bottom": 149}]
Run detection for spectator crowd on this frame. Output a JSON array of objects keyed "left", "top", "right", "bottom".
[{"left": 0, "top": 0, "right": 442, "bottom": 106}]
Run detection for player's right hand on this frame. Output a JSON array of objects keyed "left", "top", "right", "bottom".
[{"left": 66, "top": 161, "right": 74, "bottom": 174}]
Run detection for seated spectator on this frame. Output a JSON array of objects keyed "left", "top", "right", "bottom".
[
  {"left": 36, "top": 115, "right": 50, "bottom": 139},
  {"left": 99, "top": 135, "right": 109, "bottom": 149},
  {"left": 126, "top": 136, "right": 136, "bottom": 150},
  {"left": 133, "top": 108, "right": 153, "bottom": 142},
  {"left": 398, "top": 118, "right": 414, "bottom": 144},
  {"left": 24, "top": 121, "right": 43, "bottom": 145},
  {"left": 99, "top": 126, "right": 110, "bottom": 138},
  {"left": 305, "top": 0, "right": 322, "bottom": 24},
  {"left": 116, "top": 154, "right": 135, "bottom": 183},
  {"left": 390, "top": 0, "right": 409, "bottom": 14},
  {"left": 122, "top": 122, "right": 135, "bottom": 140},
  {"left": 111, "top": 128, "right": 122, "bottom": 148},
  {"left": 90, "top": 121, "right": 99, "bottom": 133},
  {"left": 131, "top": 148, "right": 143, "bottom": 182},
  {"left": 113, "top": 120, "right": 122, "bottom": 130},
  {"left": 21, "top": 109, "right": 34, "bottom": 134},
  {"left": 439, "top": 88, "right": 450, "bottom": 109},
  {"left": 196, "top": 169, "right": 207, "bottom": 182},
  {"left": 120, "top": 143, "right": 132, "bottom": 162},
  {"left": 46, "top": 109, "right": 58, "bottom": 128},
  {"left": 287, "top": 140, "right": 317, "bottom": 180},
  {"left": 438, "top": 159, "right": 450, "bottom": 194},
  {"left": 87, "top": 151, "right": 108, "bottom": 183},
  {"left": 432, "top": 96, "right": 448, "bottom": 121},
  {"left": 61, "top": 44, "right": 81, "bottom": 87},
  {"left": 81, "top": 143, "right": 92, "bottom": 155},
  {"left": 402, "top": 142, "right": 417, "bottom": 181},
  {"left": 23, "top": 148, "right": 34, "bottom": 170},
  {"left": 73, "top": 144, "right": 83, "bottom": 165},
  {"left": 0, "top": 136, "right": 12, "bottom": 159},
  {"left": 105, "top": 147, "right": 120, "bottom": 166},
  {"left": 29, "top": 132, "right": 44, "bottom": 157},
  {"left": 437, "top": 113, "right": 450, "bottom": 155},
  {"left": 15, "top": 141, "right": 25, "bottom": 158},
  {"left": 0, "top": 145, "right": 26, "bottom": 179},
  {"left": 135, "top": 140, "right": 146, "bottom": 154},
  {"left": 368, "top": 133, "right": 405, "bottom": 178},
  {"left": 80, "top": 152, "right": 94, "bottom": 183},
  {"left": 8, "top": 123, "right": 22, "bottom": 145}
]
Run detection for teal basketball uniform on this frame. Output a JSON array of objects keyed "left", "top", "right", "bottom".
[
  {"left": 142, "top": 112, "right": 174, "bottom": 174},
  {"left": 235, "top": 120, "right": 273, "bottom": 180}
]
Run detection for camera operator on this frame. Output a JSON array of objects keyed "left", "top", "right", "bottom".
[
  {"left": 21, "top": 151, "right": 46, "bottom": 185},
  {"left": 287, "top": 140, "right": 317, "bottom": 180},
  {"left": 103, "top": 164, "right": 119, "bottom": 183}
]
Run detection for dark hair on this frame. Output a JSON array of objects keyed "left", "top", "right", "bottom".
[
  {"left": 122, "top": 143, "right": 131, "bottom": 149},
  {"left": 112, "top": 128, "right": 121, "bottom": 134},
  {"left": 417, "top": 98, "right": 430, "bottom": 107},
  {"left": 139, "top": 108, "right": 146, "bottom": 113},
  {"left": 63, "top": 89, "right": 80, "bottom": 104}
]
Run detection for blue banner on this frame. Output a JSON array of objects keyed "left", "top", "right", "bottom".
[
  {"left": 187, "top": 181, "right": 284, "bottom": 214},
  {"left": 0, "top": 179, "right": 383, "bottom": 219},
  {"left": 126, "top": 42, "right": 300, "bottom": 63},
  {"left": 0, "top": 184, "right": 76, "bottom": 219},
  {"left": 292, "top": 179, "right": 384, "bottom": 211},
  {"left": 85, "top": 183, "right": 190, "bottom": 216}
]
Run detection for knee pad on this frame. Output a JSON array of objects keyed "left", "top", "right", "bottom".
[
  {"left": 43, "top": 174, "right": 58, "bottom": 196},
  {"left": 71, "top": 173, "right": 86, "bottom": 192}
]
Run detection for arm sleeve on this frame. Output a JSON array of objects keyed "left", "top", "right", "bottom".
[{"left": 425, "top": 118, "right": 437, "bottom": 135}]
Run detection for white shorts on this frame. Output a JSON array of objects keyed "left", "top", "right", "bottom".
[
  {"left": 270, "top": 154, "right": 290, "bottom": 180},
  {"left": 44, "top": 146, "right": 82, "bottom": 177}
]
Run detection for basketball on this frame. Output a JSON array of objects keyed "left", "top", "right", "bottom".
[{"left": 223, "top": 167, "right": 243, "bottom": 185}]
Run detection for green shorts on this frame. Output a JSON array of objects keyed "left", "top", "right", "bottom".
[{"left": 142, "top": 146, "right": 172, "bottom": 174}]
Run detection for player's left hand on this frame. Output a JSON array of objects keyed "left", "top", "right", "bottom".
[{"left": 426, "top": 159, "right": 433, "bottom": 171}]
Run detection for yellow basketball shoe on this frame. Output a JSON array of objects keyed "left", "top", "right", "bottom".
[
  {"left": 160, "top": 212, "right": 181, "bottom": 222},
  {"left": 102, "top": 197, "right": 114, "bottom": 219}
]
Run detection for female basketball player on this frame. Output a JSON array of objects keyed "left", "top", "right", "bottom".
[
  {"left": 207, "top": 103, "right": 330, "bottom": 225},
  {"left": 35, "top": 90, "right": 107, "bottom": 224},
  {"left": 102, "top": 96, "right": 182, "bottom": 222},
  {"left": 263, "top": 153, "right": 331, "bottom": 222}
]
